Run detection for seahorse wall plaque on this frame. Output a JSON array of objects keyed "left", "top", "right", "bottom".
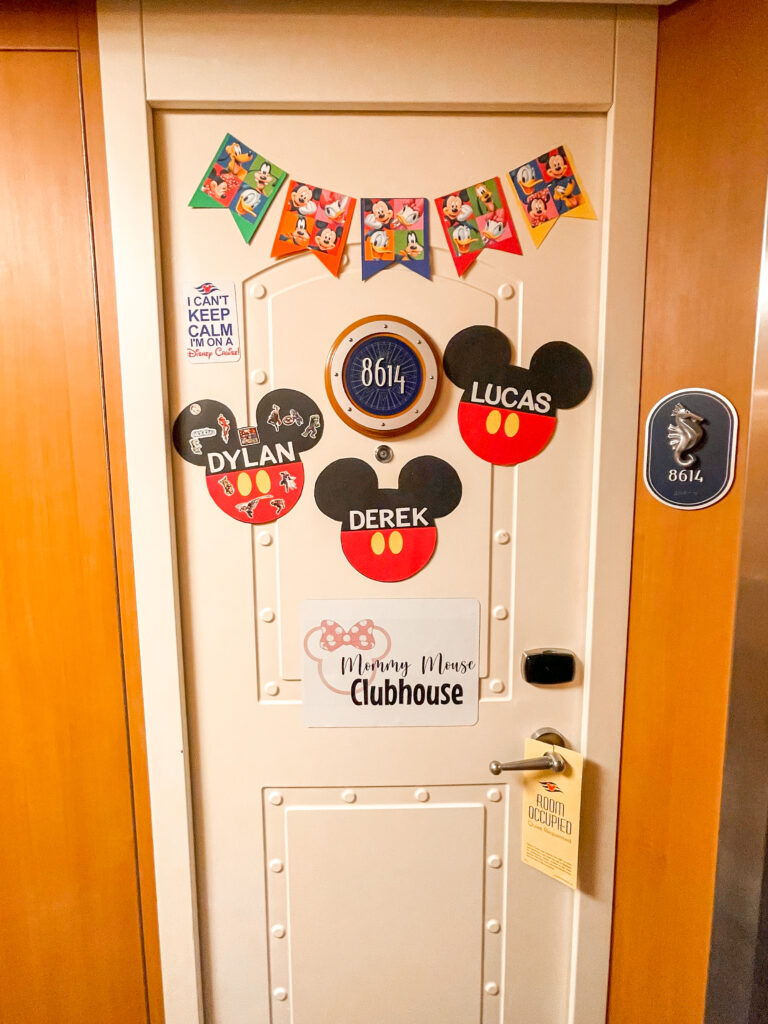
[{"left": 644, "top": 388, "right": 738, "bottom": 510}]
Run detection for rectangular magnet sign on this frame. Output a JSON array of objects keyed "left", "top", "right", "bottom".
[
  {"left": 182, "top": 280, "right": 241, "bottom": 363},
  {"left": 301, "top": 598, "right": 479, "bottom": 727}
]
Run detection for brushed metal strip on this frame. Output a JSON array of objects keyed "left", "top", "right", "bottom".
[{"left": 705, "top": 184, "right": 768, "bottom": 1024}]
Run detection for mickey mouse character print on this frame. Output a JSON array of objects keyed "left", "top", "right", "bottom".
[
  {"left": 172, "top": 388, "right": 324, "bottom": 524},
  {"left": 314, "top": 456, "right": 462, "bottom": 582},
  {"left": 443, "top": 325, "right": 593, "bottom": 466}
]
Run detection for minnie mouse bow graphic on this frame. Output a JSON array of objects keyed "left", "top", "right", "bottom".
[
  {"left": 304, "top": 618, "right": 392, "bottom": 694},
  {"left": 189, "top": 133, "right": 287, "bottom": 242},
  {"left": 271, "top": 180, "right": 356, "bottom": 277}
]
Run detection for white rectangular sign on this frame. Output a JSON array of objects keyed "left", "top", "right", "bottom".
[
  {"left": 182, "top": 279, "right": 241, "bottom": 363},
  {"left": 301, "top": 598, "right": 479, "bottom": 727}
]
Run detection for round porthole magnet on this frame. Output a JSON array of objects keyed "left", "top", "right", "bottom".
[
  {"left": 325, "top": 315, "right": 441, "bottom": 438},
  {"left": 643, "top": 387, "right": 738, "bottom": 510}
]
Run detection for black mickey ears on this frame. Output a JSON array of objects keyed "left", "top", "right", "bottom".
[
  {"left": 443, "top": 325, "right": 592, "bottom": 406},
  {"left": 528, "top": 340, "right": 593, "bottom": 410},
  {"left": 172, "top": 399, "right": 240, "bottom": 467},
  {"left": 172, "top": 388, "right": 324, "bottom": 525},
  {"left": 315, "top": 456, "right": 462, "bottom": 582},
  {"left": 443, "top": 325, "right": 593, "bottom": 466},
  {"left": 253, "top": 388, "right": 324, "bottom": 453}
]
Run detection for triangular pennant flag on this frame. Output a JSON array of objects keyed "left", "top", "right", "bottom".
[
  {"left": 508, "top": 145, "right": 596, "bottom": 248},
  {"left": 189, "top": 133, "right": 287, "bottom": 243},
  {"left": 271, "top": 181, "right": 356, "bottom": 277},
  {"left": 360, "top": 198, "right": 430, "bottom": 281},
  {"left": 435, "top": 177, "right": 521, "bottom": 277}
]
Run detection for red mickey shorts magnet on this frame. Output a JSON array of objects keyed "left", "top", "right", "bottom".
[
  {"left": 172, "top": 388, "right": 324, "bottom": 524},
  {"left": 443, "top": 325, "right": 593, "bottom": 466},
  {"left": 314, "top": 456, "right": 461, "bottom": 583}
]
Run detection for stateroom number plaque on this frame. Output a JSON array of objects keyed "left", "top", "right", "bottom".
[
  {"left": 325, "top": 315, "right": 441, "bottom": 437},
  {"left": 643, "top": 388, "right": 738, "bottom": 510}
]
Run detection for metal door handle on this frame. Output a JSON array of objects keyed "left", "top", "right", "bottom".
[
  {"left": 489, "top": 727, "right": 568, "bottom": 776},
  {"left": 489, "top": 750, "right": 565, "bottom": 775}
]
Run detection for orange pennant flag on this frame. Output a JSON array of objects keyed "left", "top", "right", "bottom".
[{"left": 271, "top": 181, "right": 356, "bottom": 277}]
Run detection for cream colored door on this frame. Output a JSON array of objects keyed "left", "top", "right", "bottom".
[{"left": 98, "top": 6, "right": 657, "bottom": 1023}]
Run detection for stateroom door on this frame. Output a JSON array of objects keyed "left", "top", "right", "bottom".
[{"left": 98, "top": 5, "right": 658, "bottom": 1023}]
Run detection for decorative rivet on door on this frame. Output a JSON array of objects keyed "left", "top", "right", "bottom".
[
  {"left": 273, "top": 987, "right": 288, "bottom": 1001},
  {"left": 485, "top": 981, "right": 500, "bottom": 996},
  {"left": 269, "top": 859, "right": 284, "bottom": 873},
  {"left": 414, "top": 789, "right": 430, "bottom": 802},
  {"left": 341, "top": 789, "right": 356, "bottom": 803},
  {"left": 250, "top": 283, "right": 267, "bottom": 300},
  {"left": 268, "top": 792, "right": 283, "bottom": 805},
  {"left": 487, "top": 788, "right": 502, "bottom": 802},
  {"left": 487, "top": 854, "right": 502, "bottom": 869},
  {"left": 486, "top": 919, "right": 501, "bottom": 933},
  {"left": 492, "top": 605, "right": 508, "bottom": 620},
  {"left": 251, "top": 368, "right": 268, "bottom": 384},
  {"left": 260, "top": 609, "right": 275, "bottom": 623},
  {"left": 257, "top": 532, "right": 272, "bottom": 546},
  {"left": 264, "top": 682, "right": 279, "bottom": 696},
  {"left": 489, "top": 679, "right": 505, "bottom": 693},
  {"left": 494, "top": 529, "right": 510, "bottom": 545},
  {"left": 497, "top": 282, "right": 515, "bottom": 300},
  {"left": 271, "top": 924, "right": 286, "bottom": 939}
]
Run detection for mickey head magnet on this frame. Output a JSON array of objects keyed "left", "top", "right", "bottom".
[
  {"left": 314, "top": 456, "right": 462, "bottom": 582},
  {"left": 172, "top": 388, "right": 323, "bottom": 524},
  {"left": 443, "top": 325, "right": 593, "bottom": 466}
]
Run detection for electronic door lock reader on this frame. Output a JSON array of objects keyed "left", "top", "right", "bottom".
[{"left": 521, "top": 649, "right": 576, "bottom": 685}]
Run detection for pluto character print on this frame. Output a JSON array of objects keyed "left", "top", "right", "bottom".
[
  {"left": 508, "top": 145, "right": 596, "bottom": 248},
  {"left": 271, "top": 180, "right": 356, "bottom": 276},
  {"left": 435, "top": 177, "right": 522, "bottom": 277},
  {"left": 189, "top": 133, "right": 287, "bottom": 242},
  {"left": 443, "top": 325, "right": 593, "bottom": 465},
  {"left": 172, "top": 389, "right": 324, "bottom": 524},
  {"left": 314, "top": 456, "right": 462, "bottom": 582},
  {"left": 361, "top": 198, "right": 430, "bottom": 280}
]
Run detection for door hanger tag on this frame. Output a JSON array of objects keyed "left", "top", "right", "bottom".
[{"left": 521, "top": 738, "right": 584, "bottom": 890}]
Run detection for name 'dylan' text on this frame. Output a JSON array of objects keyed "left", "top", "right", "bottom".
[{"left": 345, "top": 652, "right": 476, "bottom": 708}]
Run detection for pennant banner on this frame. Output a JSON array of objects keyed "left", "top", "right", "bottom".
[
  {"left": 189, "top": 133, "right": 287, "bottom": 243},
  {"left": 435, "top": 177, "right": 522, "bottom": 277},
  {"left": 361, "top": 198, "right": 430, "bottom": 281},
  {"left": 508, "top": 145, "right": 595, "bottom": 248},
  {"left": 271, "top": 181, "right": 356, "bottom": 277}
]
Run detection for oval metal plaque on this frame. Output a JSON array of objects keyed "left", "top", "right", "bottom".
[{"left": 644, "top": 387, "right": 738, "bottom": 510}]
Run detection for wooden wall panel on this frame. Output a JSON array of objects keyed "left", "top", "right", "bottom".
[
  {"left": 75, "top": 4, "right": 165, "bottom": 1019},
  {"left": 608, "top": 0, "right": 768, "bottom": 1021},
  {"left": 0, "top": 46, "right": 152, "bottom": 1024}
]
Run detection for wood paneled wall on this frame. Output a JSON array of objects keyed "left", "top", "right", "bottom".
[
  {"left": 608, "top": 0, "right": 768, "bottom": 1020},
  {"left": 0, "top": 5, "right": 162, "bottom": 1022}
]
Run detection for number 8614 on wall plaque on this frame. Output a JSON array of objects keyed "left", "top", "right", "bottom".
[{"left": 325, "top": 315, "right": 441, "bottom": 438}]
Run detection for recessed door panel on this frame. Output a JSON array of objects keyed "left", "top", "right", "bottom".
[{"left": 267, "top": 791, "right": 491, "bottom": 1024}]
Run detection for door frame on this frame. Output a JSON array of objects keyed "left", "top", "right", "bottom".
[{"left": 96, "top": 4, "right": 657, "bottom": 1021}]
